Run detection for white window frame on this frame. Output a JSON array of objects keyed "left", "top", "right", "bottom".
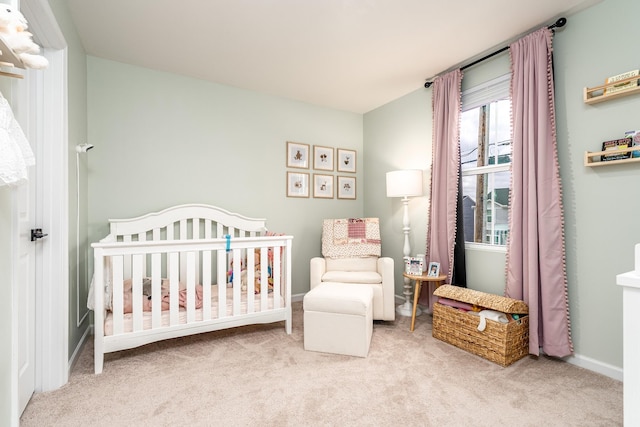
[{"left": 461, "top": 74, "right": 511, "bottom": 252}]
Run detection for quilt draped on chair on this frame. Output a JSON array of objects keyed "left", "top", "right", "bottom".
[{"left": 322, "top": 218, "right": 381, "bottom": 258}]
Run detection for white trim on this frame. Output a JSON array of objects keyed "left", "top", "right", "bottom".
[
  {"left": 462, "top": 162, "right": 511, "bottom": 176},
  {"left": 21, "top": 0, "right": 69, "bottom": 393},
  {"left": 33, "top": 46, "right": 69, "bottom": 392},
  {"left": 565, "top": 353, "right": 623, "bottom": 382},
  {"left": 21, "top": 0, "right": 66, "bottom": 49},
  {"left": 464, "top": 242, "right": 507, "bottom": 253},
  {"left": 10, "top": 188, "right": 20, "bottom": 426}
]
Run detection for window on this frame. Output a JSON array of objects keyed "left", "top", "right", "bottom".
[{"left": 460, "top": 75, "right": 511, "bottom": 247}]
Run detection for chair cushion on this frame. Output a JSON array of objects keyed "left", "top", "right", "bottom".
[
  {"left": 325, "top": 256, "right": 378, "bottom": 272},
  {"left": 322, "top": 271, "right": 382, "bottom": 284},
  {"left": 304, "top": 283, "right": 373, "bottom": 316}
]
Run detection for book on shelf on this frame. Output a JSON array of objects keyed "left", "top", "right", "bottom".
[
  {"left": 624, "top": 130, "right": 640, "bottom": 158},
  {"left": 600, "top": 137, "right": 633, "bottom": 161},
  {"left": 604, "top": 69, "right": 639, "bottom": 95}
]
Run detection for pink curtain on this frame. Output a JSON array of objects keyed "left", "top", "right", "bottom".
[
  {"left": 506, "top": 28, "right": 573, "bottom": 357},
  {"left": 423, "top": 69, "right": 462, "bottom": 307}
]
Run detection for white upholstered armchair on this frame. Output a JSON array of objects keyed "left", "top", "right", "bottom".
[{"left": 309, "top": 218, "right": 395, "bottom": 321}]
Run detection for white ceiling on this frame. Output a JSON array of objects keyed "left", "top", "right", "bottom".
[{"left": 65, "top": 0, "right": 594, "bottom": 114}]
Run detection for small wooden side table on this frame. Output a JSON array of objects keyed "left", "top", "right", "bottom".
[{"left": 402, "top": 272, "right": 447, "bottom": 332}]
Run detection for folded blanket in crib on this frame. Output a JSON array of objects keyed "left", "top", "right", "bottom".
[
  {"left": 322, "top": 218, "right": 381, "bottom": 258},
  {"left": 121, "top": 278, "right": 204, "bottom": 313}
]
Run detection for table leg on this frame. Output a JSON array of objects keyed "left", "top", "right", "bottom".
[{"left": 410, "top": 281, "right": 422, "bottom": 332}]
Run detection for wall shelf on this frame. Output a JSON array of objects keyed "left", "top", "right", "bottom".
[
  {"left": 584, "top": 146, "right": 640, "bottom": 167},
  {"left": 584, "top": 75, "right": 640, "bottom": 105}
]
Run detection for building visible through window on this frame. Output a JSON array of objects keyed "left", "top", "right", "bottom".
[{"left": 460, "top": 75, "right": 511, "bottom": 247}]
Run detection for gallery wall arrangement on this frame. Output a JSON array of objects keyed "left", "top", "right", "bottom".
[{"left": 285, "top": 141, "right": 356, "bottom": 200}]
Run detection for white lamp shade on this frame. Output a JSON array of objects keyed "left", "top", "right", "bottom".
[{"left": 386, "top": 169, "right": 423, "bottom": 198}]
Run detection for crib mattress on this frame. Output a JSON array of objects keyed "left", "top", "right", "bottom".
[{"left": 104, "top": 285, "right": 283, "bottom": 336}]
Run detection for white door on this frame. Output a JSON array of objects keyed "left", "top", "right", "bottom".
[
  {"left": 16, "top": 150, "right": 37, "bottom": 415},
  {"left": 9, "top": 63, "right": 40, "bottom": 416}
]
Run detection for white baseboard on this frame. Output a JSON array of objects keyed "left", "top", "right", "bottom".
[
  {"left": 68, "top": 325, "right": 92, "bottom": 374},
  {"left": 565, "top": 353, "right": 623, "bottom": 381}
]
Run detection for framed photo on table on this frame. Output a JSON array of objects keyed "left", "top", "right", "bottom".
[
  {"left": 313, "top": 145, "right": 334, "bottom": 171},
  {"left": 286, "top": 172, "right": 309, "bottom": 198},
  {"left": 427, "top": 262, "right": 440, "bottom": 277},
  {"left": 337, "top": 148, "right": 356, "bottom": 173},
  {"left": 286, "top": 141, "right": 310, "bottom": 169},
  {"left": 313, "top": 174, "right": 334, "bottom": 198}
]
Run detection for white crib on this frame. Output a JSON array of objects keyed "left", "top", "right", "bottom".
[{"left": 90, "top": 204, "right": 293, "bottom": 374}]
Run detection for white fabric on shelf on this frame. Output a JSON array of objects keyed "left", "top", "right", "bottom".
[{"left": 0, "top": 91, "right": 34, "bottom": 186}]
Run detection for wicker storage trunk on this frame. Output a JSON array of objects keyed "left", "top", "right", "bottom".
[{"left": 432, "top": 285, "right": 529, "bottom": 367}]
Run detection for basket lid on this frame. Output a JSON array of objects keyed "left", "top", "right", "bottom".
[{"left": 434, "top": 285, "right": 528, "bottom": 314}]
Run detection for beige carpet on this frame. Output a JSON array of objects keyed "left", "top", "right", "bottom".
[{"left": 21, "top": 302, "right": 622, "bottom": 426}]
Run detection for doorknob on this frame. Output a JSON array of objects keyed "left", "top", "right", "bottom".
[{"left": 30, "top": 228, "right": 48, "bottom": 241}]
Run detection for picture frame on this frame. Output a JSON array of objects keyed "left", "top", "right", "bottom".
[
  {"left": 405, "top": 257, "right": 424, "bottom": 275},
  {"left": 286, "top": 172, "right": 310, "bottom": 198},
  {"left": 427, "top": 261, "right": 440, "bottom": 277},
  {"left": 337, "top": 176, "right": 356, "bottom": 199},
  {"left": 313, "top": 174, "right": 334, "bottom": 199},
  {"left": 286, "top": 141, "right": 310, "bottom": 169},
  {"left": 313, "top": 145, "right": 334, "bottom": 171},
  {"left": 337, "top": 148, "right": 356, "bottom": 173}
]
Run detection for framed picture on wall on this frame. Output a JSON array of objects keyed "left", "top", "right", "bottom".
[
  {"left": 286, "top": 172, "right": 310, "bottom": 198},
  {"left": 337, "top": 176, "right": 356, "bottom": 199},
  {"left": 337, "top": 148, "right": 356, "bottom": 173},
  {"left": 313, "top": 145, "right": 334, "bottom": 171},
  {"left": 286, "top": 141, "right": 310, "bottom": 169},
  {"left": 313, "top": 174, "right": 334, "bottom": 198}
]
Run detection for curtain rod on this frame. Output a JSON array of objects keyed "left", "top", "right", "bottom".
[{"left": 423, "top": 17, "right": 567, "bottom": 88}]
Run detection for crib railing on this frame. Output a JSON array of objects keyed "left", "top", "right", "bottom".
[{"left": 92, "top": 235, "right": 292, "bottom": 361}]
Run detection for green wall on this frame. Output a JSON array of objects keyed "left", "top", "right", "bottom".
[
  {"left": 363, "top": 0, "right": 640, "bottom": 372},
  {"left": 86, "top": 58, "right": 364, "bottom": 296}
]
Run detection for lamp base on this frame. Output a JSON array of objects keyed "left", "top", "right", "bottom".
[
  {"left": 396, "top": 301, "right": 422, "bottom": 317},
  {"left": 396, "top": 276, "right": 422, "bottom": 317}
]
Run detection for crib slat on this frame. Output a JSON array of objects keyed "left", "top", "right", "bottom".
[
  {"left": 232, "top": 249, "right": 241, "bottom": 316},
  {"left": 202, "top": 250, "right": 212, "bottom": 320},
  {"left": 192, "top": 218, "right": 201, "bottom": 285},
  {"left": 246, "top": 248, "right": 255, "bottom": 313},
  {"left": 186, "top": 251, "right": 196, "bottom": 323},
  {"left": 217, "top": 249, "right": 227, "bottom": 318},
  {"left": 273, "top": 245, "right": 282, "bottom": 309},
  {"left": 260, "top": 248, "right": 268, "bottom": 311},
  {"left": 151, "top": 253, "right": 162, "bottom": 328},
  {"left": 180, "top": 219, "right": 187, "bottom": 239},
  {"left": 112, "top": 256, "right": 124, "bottom": 335},
  {"left": 132, "top": 254, "right": 144, "bottom": 331},
  {"left": 169, "top": 252, "right": 180, "bottom": 326},
  {"left": 204, "top": 219, "right": 212, "bottom": 239},
  {"left": 192, "top": 218, "right": 200, "bottom": 239}
]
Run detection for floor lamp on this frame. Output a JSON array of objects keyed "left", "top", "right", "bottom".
[{"left": 386, "top": 169, "right": 423, "bottom": 317}]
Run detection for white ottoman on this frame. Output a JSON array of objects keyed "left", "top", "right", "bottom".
[{"left": 303, "top": 283, "right": 374, "bottom": 357}]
